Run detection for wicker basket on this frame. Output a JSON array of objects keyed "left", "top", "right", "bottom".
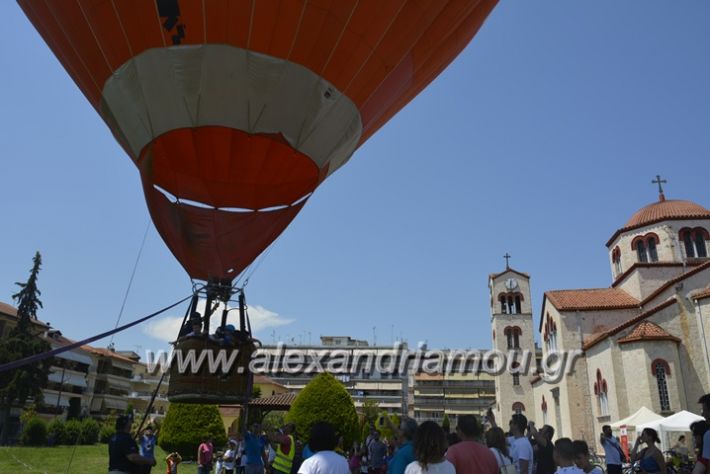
[{"left": 167, "top": 335, "right": 256, "bottom": 404}]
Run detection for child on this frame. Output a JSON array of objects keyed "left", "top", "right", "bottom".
[{"left": 165, "top": 452, "right": 182, "bottom": 474}]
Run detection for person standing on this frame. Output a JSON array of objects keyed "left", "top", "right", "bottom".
[
  {"left": 108, "top": 415, "right": 155, "bottom": 474},
  {"left": 552, "top": 439, "right": 585, "bottom": 474},
  {"left": 572, "top": 440, "right": 603, "bottom": 474},
  {"left": 224, "top": 440, "right": 238, "bottom": 474},
  {"left": 139, "top": 425, "right": 158, "bottom": 473},
  {"left": 507, "top": 414, "right": 534, "bottom": 474},
  {"left": 485, "top": 427, "right": 515, "bottom": 474},
  {"left": 599, "top": 425, "right": 624, "bottom": 474},
  {"left": 297, "top": 421, "right": 350, "bottom": 474},
  {"left": 165, "top": 452, "right": 182, "bottom": 474},
  {"left": 630, "top": 429, "right": 665, "bottom": 474},
  {"left": 529, "top": 423, "right": 555, "bottom": 474},
  {"left": 404, "top": 421, "right": 455, "bottom": 474},
  {"left": 198, "top": 437, "right": 215, "bottom": 474},
  {"left": 368, "top": 431, "right": 387, "bottom": 474},
  {"left": 271, "top": 423, "right": 296, "bottom": 474},
  {"left": 446, "top": 415, "right": 498, "bottom": 474},
  {"left": 387, "top": 418, "right": 417, "bottom": 474},
  {"left": 245, "top": 423, "right": 267, "bottom": 474}
]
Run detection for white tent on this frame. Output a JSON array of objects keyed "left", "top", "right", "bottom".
[
  {"left": 610, "top": 407, "right": 663, "bottom": 430},
  {"left": 636, "top": 410, "right": 705, "bottom": 451}
]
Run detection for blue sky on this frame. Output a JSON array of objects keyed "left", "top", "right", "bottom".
[{"left": 1, "top": 1, "right": 709, "bottom": 355}]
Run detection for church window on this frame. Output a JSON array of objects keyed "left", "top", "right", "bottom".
[
  {"left": 512, "top": 362, "right": 521, "bottom": 385},
  {"left": 500, "top": 293, "right": 524, "bottom": 314},
  {"left": 594, "top": 369, "right": 609, "bottom": 417},
  {"left": 505, "top": 326, "right": 522, "bottom": 350},
  {"left": 680, "top": 227, "right": 709, "bottom": 258},
  {"left": 544, "top": 315, "right": 558, "bottom": 353},
  {"left": 512, "top": 402, "right": 525, "bottom": 414},
  {"left": 612, "top": 247, "right": 622, "bottom": 275},
  {"left": 652, "top": 359, "right": 671, "bottom": 411},
  {"left": 632, "top": 233, "right": 660, "bottom": 263},
  {"left": 636, "top": 240, "right": 648, "bottom": 263}
]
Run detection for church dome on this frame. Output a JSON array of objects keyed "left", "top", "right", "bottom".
[{"left": 625, "top": 199, "right": 710, "bottom": 228}]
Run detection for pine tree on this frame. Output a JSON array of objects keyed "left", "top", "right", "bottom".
[
  {"left": 11, "top": 252, "right": 44, "bottom": 334},
  {"left": 0, "top": 252, "right": 51, "bottom": 444}
]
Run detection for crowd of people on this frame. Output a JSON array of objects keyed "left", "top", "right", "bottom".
[{"left": 108, "top": 393, "right": 710, "bottom": 474}]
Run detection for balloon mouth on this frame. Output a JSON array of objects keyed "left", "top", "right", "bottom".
[
  {"left": 135, "top": 126, "right": 321, "bottom": 281},
  {"left": 151, "top": 184, "right": 313, "bottom": 214},
  {"left": 137, "top": 126, "right": 323, "bottom": 212}
]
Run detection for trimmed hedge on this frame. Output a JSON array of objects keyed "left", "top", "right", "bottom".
[
  {"left": 285, "top": 373, "right": 360, "bottom": 447},
  {"left": 158, "top": 404, "right": 227, "bottom": 459},
  {"left": 21, "top": 418, "right": 47, "bottom": 446}
]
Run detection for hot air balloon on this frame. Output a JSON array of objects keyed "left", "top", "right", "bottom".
[{"left": 18, "top": 0, "right": 498, "bottom": 403}]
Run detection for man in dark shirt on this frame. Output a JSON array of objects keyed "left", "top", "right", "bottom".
[
  {"left": 529, "top": 423, "right": 555, "bottom": 474},
  {"left": 109, "top": 415, "right": 156, "bottom": 474}
]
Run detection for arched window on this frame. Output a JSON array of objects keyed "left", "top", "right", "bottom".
[
  {"left": 499, "top": 293, "right": 524, "bottom": 314},
  {"left": 652, "top": 359, "right": 671, "bottom": 411},
  {"left": 512, "top": 402, "right": 525, "bottom": 414},
  {"left": 680, "top": 227, "right": 709, "bottom": 258},
  {"left": 544, "top": 314, "right": 558, "bottom": 353},
  {"left": 541, "top": 396, "right": 548, "bottom": 425},
  {"left": 632, "top": 233, "right": 660, "bottom": 263},
  {"left": 594, "top": 369, "right": 609, "bottom": 416},
  {"left": 612, "top": 246, "right": 622, "bottom": 275},
  {"left": 504, "top": 326, "right": 522, "bottom": 350}
]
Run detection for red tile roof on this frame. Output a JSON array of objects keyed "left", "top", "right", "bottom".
[
  {"left": 81, "top": 345, "right": 137, "bottom": 364},
  {"left": 607, "top": 199, "right": 710, "bottom": 246},
  {"left": 617, "top": 320, "right": 681, "bottom": 344},
  {"left": 545, "top": 288, "right": 639, "bottom": 311},
  {"left": 639, "top": 261, "right": 710, "bottom": 305},
  {"left": 248, "top": 392, "right": 297, "bottom": 408},
  {"left": 583, "top": 298, "right": 678, "bottom": 350}
]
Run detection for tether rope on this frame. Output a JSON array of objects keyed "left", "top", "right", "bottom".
[
  {"left": 109, "top": 219, "right": 152, "bottom": 345},
  {"left": 0, "top": 293, "right": 195, "bottom": 374}
]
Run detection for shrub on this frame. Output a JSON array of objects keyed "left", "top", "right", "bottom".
[
  {"left": 21, "top": 417, "right": 47, "bottom": 446},
  {"left": 285, "top": 373, "right": 360, "bottom": 448},
  {"left": 47, "top": 418, "right": 66, "bottom": 445},
  {"left": 64, "top": 419, "right": 82, "bottom": 444},
  {"left": 100, "top": 420, "right": 116, "bottom": 444},
  {"left": 79, "top": 418, "right": 100, "bottom": 444},
  {"left": 158, "top": 404, "right": 227, "bottom": 459}
]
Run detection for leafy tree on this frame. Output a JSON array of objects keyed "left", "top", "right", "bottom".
[
  {"left": 64, "top": 419, "right": 82, "bottom": 444},
  {"left": 0, "top": 252, "right": 51, "bottom": 444},
  {"left": 442, "top": 414, "right": 450, "bottom": 433},
  {"left": 360, "top": 399, "right": 379, "bottom": 424},
  {"left": 285, "top": 373, "right": 359, "bottom": 447},
  {"left": 158, "top": 403, "right": 227, "bottom": 459}
]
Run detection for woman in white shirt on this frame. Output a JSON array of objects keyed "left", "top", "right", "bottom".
[
  {"left": 405, "top": 421, "right": 456, "bottom": 474},
  {"left": 486, "top": 427, "right": 515, "bottom": 473}
]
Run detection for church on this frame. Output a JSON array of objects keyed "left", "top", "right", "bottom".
[{"left": 490, "top": 179, "right": 710, "bottom": 446}]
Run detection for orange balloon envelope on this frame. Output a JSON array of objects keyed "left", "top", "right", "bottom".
[{"left": 18, "top": 0, "right": 497, "bottom": 282}]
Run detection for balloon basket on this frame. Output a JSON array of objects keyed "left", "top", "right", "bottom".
[{"left": 167, "top": 336, "right": 256, "bottom": 404}]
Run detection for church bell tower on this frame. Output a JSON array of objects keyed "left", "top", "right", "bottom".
[{"left": 489, "top": 254, "right": 536, "bottom": 427}]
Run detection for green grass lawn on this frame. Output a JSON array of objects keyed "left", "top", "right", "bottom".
[{"left": 0, "top": 444, "right": 204, "bottom": 473}]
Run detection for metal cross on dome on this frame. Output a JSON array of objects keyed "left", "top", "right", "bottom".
[
  {"left": 652, "top": 175, "right": 667, "bottom": 194},
  {"left": 504, "top": 253, "right": 511, "bottom": 269}
]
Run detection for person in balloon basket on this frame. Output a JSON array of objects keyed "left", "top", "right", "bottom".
[
  {"left": 198, "top": 437, "right": 215, "bottom": 473},
  {"left": 138, "top": 425, "right": 159, "bottom": 473},
  {"left": 109, "top": 415, "right": 156, "bottom": 474}
]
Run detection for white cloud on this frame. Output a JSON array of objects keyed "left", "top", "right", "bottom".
[{"left": 142, "top": 299, "right": 293, "bottom": 343}]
